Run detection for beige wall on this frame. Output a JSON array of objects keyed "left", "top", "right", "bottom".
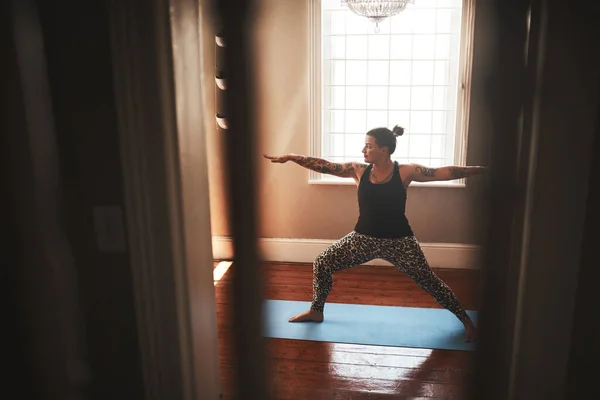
[{"left": 204, "top": 0, "right": 493, "bottom": 244}]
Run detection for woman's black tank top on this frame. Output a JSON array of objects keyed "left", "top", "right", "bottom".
[{"left": 354, "top": 161, "right": 414, "bottom": 238}]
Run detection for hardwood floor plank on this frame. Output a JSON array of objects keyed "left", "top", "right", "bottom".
[
  {"left": 220, "top": 366, "right": 469, "bottom": 399},
  {"left": 217, "top": 336, "right": 469, "bottom": 358},
  {"left": 220, "top": 358, "right": 470, "bottom": 383},
  {"left": 218, "top": 340, "right": 471, "bottom": 371}
]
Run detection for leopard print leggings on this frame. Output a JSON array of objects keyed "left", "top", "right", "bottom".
[{"left": 309, "top": 231, "right": 469, "bottom": 322}]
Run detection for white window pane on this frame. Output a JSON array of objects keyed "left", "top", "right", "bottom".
[
  {"left": 417, "top": 0, "right": 437, "bottom": 7},
  {"left": 367, "top": 61, "right": 389, "bottom": 85},
  {"left": 328, "top": 134, "right": 345, "bottom": 157},
  {"left": 322, "top": 60, "right": 331, "bottom": 85},
  {"left": 323, "top": 85, "right": 331, "bottom": 110},
  {"left": 325, "top": 156, "right": 345, "bottom": 164},
  {"left": 390, "top": 12, "right": 413, "bottom": 33},
  {"left": 411, "top": 61, "right": 434, "bottom": 85},
  {"left": 430, "top": 135, "right": 446, "bottom": 158},
  {"left": 322, "top": 34, "right": 331, "bottom": 59},
  {"left": 411, "top": 87, "right": 434, "bottom": 110},
  {"left": 322, "top": 0, "right": 342, "bottom": 10},
  {"left": 332, "top": 86, "right": 346, "bottom": 109},
  {"left": 436, "top": 9, "right": 454, "bottom": 33},
  {"left": 367, "top": 87, "right": 388, "bottom": 110},
  {"left": 390, "top": 35, "right": 412, "bottom": 59},
  {"left": 346, "top": 35, "right": 368, "bottom": 59},
  {"left": 346, "top": 12, "right": 370, "bottom": 34},
  {"left": 345, "top": 110, "right": 366, "bottom": 132},
  {"left": 330, "top": 11, "right": 346, "bottom": 34},
  {"left": 345, "top": 134, "right": 366, "bottom": 155},
  {"left": 389, "top": 86, "right": 411, "bottom": 110},
  {"left": 437, "top": 0, "right": 463, "bottom": 6},
  {"left": 368, "top": 36, "right": 390, "bottom": 59},
  {"left": 435, "top": 34, "right": 451, "bottom": 59},
  {"left": 410, "top": 157, "right": 433, "bottom": 165},
  {"left": 367, "top": 111, "right": 389, "bottom": 128},
  {"left": 433, "top": 86, "right": 448, "bottom": 109},
  {"left": 346, "top": 156, "right": 366, "bottom": 163},
  {"left": 428, "top": 158, "right": 444, "bottom": 167},
  {"left": 432, "top": 111, "right": 447, "bottom": 133},
  {"left": 332, "top": 60, "right": 346, "bottom": 85},
  {"left": 394, "top": 135, "right": 410, "bottom": 158},
  {"left": 434, "top": 61, "right": 450, "bottom": 85},
  {"left": 322, "top": 10, "right": 331, "bottom": 34},
  {"left": 388, "top": 111, "right": 410, "bottom": 132},
  {"left": 346, "top": 87, "right": 367, "bottom": 109},
  {"left": 450, "top": 8, "right": 463, "bottom": 32},
  {"left": 390, "top": 61, "right": 412, "bottom": 85},
  {"left": 409, "top": 135, "right": 431, "bottom": 158},
  {"left": 412, "top": 35, "right": 436, "bottom": 60},
  {"left": 318, "top": 0, "right": 466, "bottom": 171},
  {"left": 346, "top": 61, "right": 367, "bottom": 85},
  {"left": 412, "top": 10, "right": 436, "bottom": 33},
  {"left": 394, "top": 157, "right": 410, "bottom": 165},
  {"left": 331, "top": 36, "right": 345, "bottom": 59},
  {"left": 331, "top": 110, "right": 345, "bottom": 132},
  {"left": 371, "top": 18, "right": 391, "bottom": 34},
  {"left": 409, "top": 111, "right": 432, "bottom": 133},
  {"left": 322, "top": 108, "right": 331, "bottom": 135}
]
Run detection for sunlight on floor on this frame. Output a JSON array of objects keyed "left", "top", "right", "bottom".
[
  {"left": 327, "top": 343, "right": 434, "bottom": 394},
  {"left": 213, "top": 261, "right": 232, "bottom": 286}
]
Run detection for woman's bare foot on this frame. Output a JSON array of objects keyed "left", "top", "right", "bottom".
[
  {"left": 289, "top": 309, "right": 324, "bottom": 323},
  {"left": 463, "top": 319, "right": 478, "bottom": 342}
]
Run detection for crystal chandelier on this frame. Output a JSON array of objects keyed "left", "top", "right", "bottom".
[{"left": 341, "top": 0, "right": 415, "bottom": 32}]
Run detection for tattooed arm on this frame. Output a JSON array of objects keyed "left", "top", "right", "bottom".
[
  {"left": 404, "top": 163, "right": 487, "bottom": 183},
  {"left": 263, "top": 153, "right": 366, "bottom": 180}
]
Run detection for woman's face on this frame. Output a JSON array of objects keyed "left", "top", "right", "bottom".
[{"left": 362, "top": 135, "right": 385, "bottom": 163}]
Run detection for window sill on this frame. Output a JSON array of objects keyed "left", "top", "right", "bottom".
[{"left": 308, "top": 179, "right": 466, "bottom": 188}]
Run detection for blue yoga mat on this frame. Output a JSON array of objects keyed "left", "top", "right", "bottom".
[{"left": 262, "top": 300, "right": 477, "bottom": 351}]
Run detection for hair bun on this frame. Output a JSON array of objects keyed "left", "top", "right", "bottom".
[{"left": 392, "top": 124, "right": 405, "bottom": 137}]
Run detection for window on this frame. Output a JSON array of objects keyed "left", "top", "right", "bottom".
[{"left": 309, "top": 0, "right": 476, "bottom": 184}]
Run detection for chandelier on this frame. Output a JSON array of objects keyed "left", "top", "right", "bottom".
[{"left": 341, "top": 0, "right": 415, "bottom": 32}]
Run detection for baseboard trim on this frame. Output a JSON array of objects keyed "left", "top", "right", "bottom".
[{"left": 212, "top": 236, "right": 481, "bottom": 270}]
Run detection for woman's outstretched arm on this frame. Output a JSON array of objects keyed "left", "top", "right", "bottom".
[
  {"left": 403, "top": 163, "right": 487, "bottom": 183},
  {"left": 263, "top": 153, "right": 366, "bottom": 179}
]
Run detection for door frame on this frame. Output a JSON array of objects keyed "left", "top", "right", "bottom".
[{"left": 108, "top": 0, "right": 221, "bottom": 398}]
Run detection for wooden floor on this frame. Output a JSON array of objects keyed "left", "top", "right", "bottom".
[{"left": 214, "top": 261, "right": 480, "bottom": 399}]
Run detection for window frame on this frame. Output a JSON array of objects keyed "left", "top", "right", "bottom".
[{"left": 308, "top": 0, "right": 477, "bottom": 187}]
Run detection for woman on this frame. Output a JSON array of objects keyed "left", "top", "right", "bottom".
[{"left": 263, "top": 125, "right": 485, "bottom": 342}]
